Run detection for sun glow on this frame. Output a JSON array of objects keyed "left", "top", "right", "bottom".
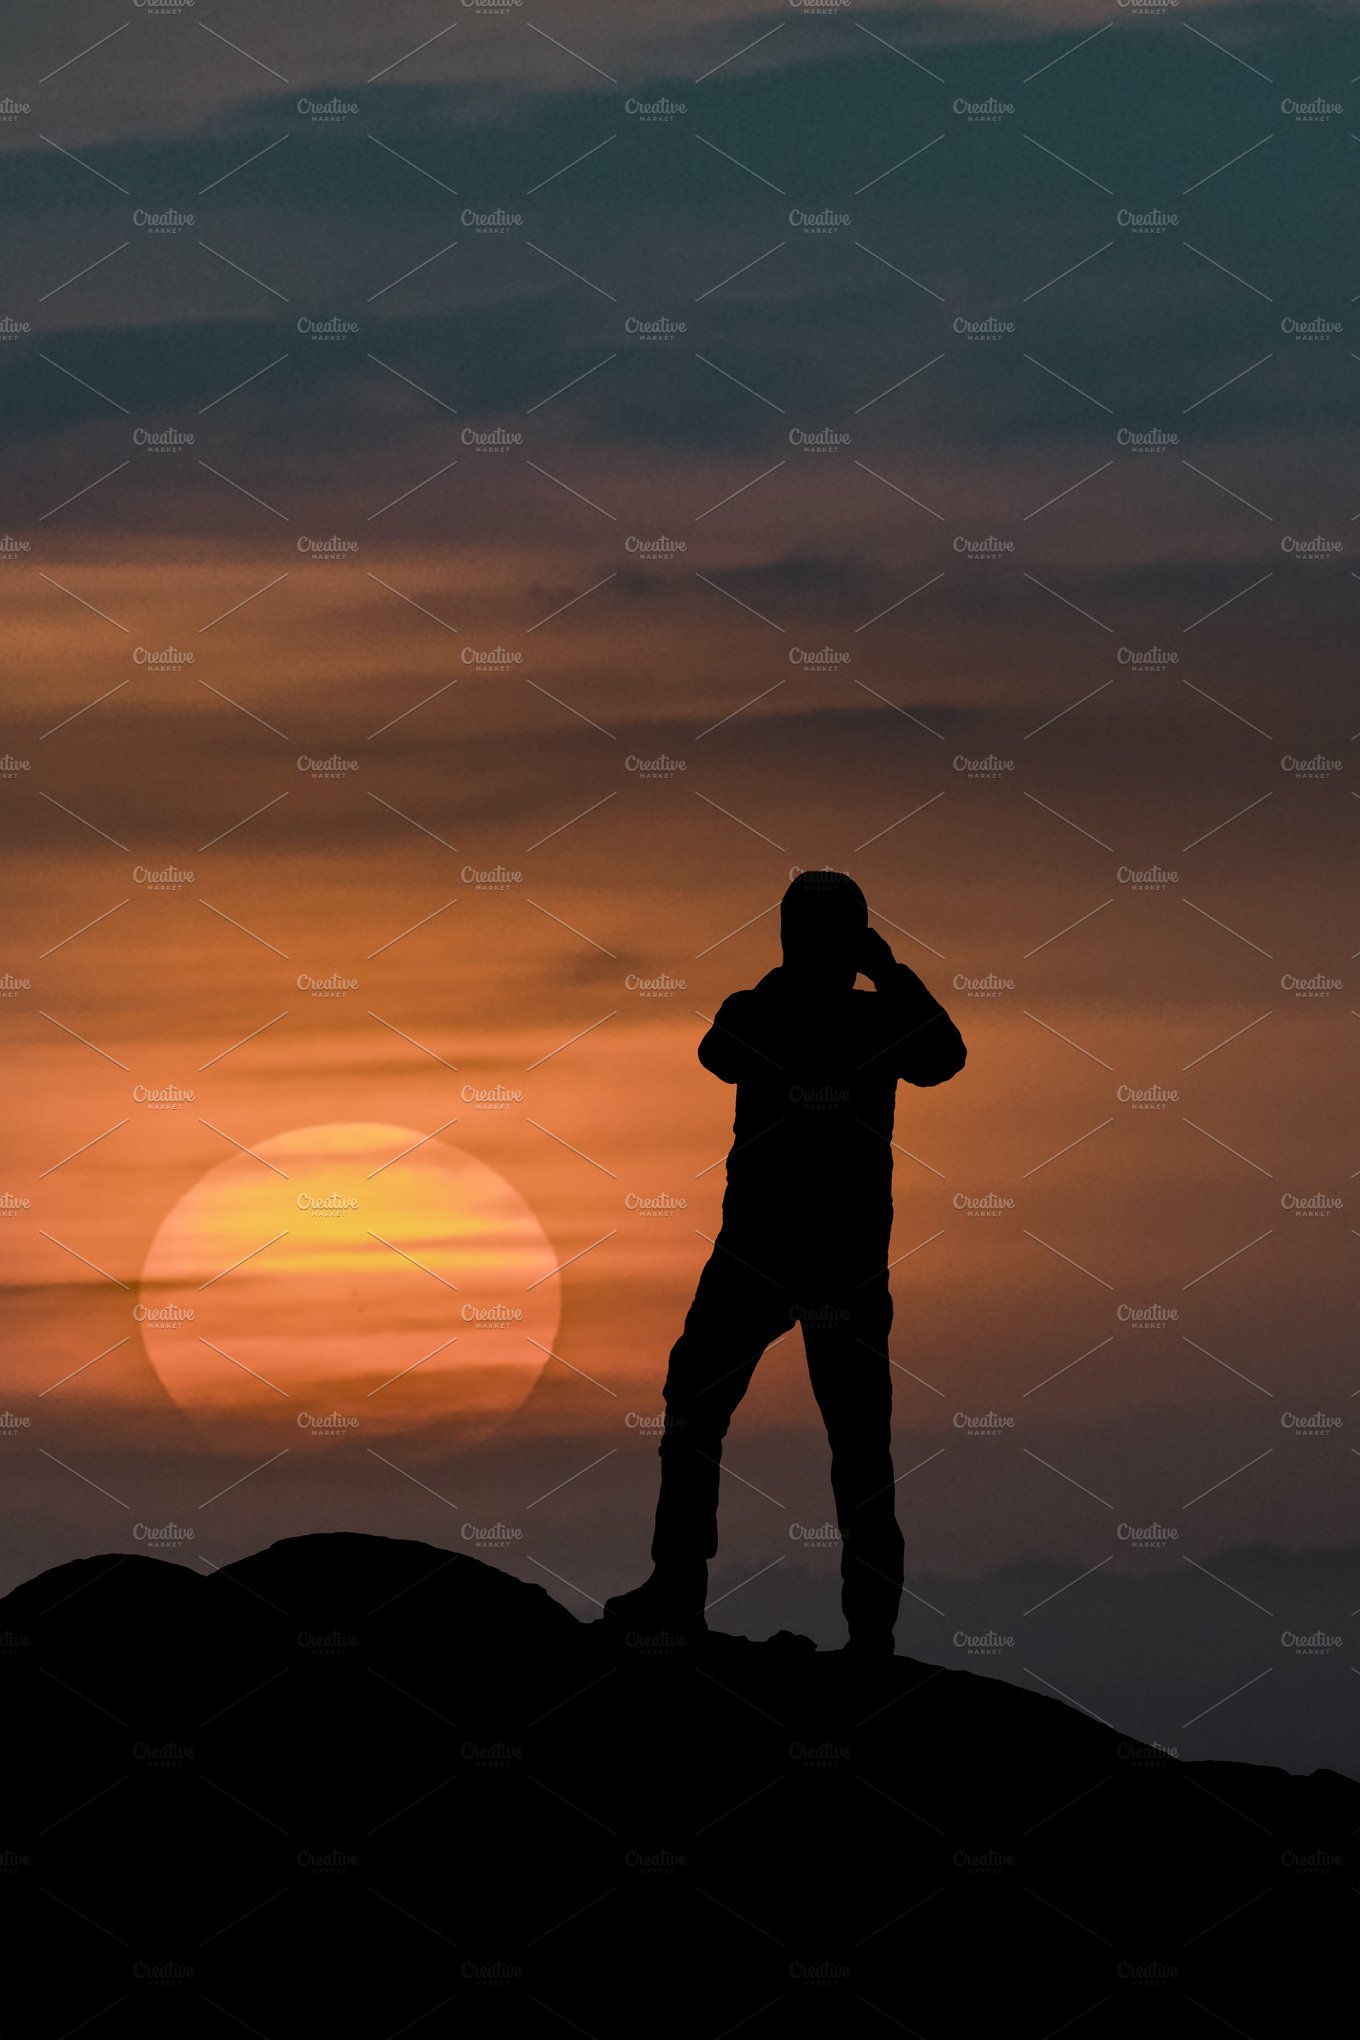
[{"left": 138, "top": 1124, "right": 561, "bottom": 1444}]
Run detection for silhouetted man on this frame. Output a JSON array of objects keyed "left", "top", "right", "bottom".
[{"left": 606, "top": 871, "right": 966, "bottom": 1656}]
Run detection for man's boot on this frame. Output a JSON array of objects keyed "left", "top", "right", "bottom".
[
  {"left": 842, "top": 1628, "right": 895, "bottom": 1661},
  {"left": 602, "top": 1562, "right": 707, "bottom": 1638}
]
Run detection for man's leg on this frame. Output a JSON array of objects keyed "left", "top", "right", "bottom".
[
  {"left": 801, "top": 1277, "right": 905, "bottom": 1652},
  {"left": 652, "top": 1241, "right": 792, "bottom": 1581},
  {"left": 606, "top": 1239, "right": 791, "bottom": 1627}
]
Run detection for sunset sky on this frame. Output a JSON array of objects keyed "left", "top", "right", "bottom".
[{"left": 1, "top": 0, "right": 1355, "bottom": 1774}]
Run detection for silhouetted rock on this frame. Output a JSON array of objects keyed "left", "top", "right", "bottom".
[{"left": 2, "top": 1533, "right": 1353, "bottom": 2039}]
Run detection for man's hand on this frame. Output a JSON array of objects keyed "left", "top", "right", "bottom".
[{"left": 859, "top": 927, "right": 897, "bottom": 987}]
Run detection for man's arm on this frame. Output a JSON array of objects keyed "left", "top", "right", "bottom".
[
  {"left": 697, "top": 978, "right": 779, "bottom": 1084},
  {"left": 859, "top": 931, "right": 966, "bottom": 1087}
]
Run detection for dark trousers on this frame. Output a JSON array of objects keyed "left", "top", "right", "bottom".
[{"left": 650, "top": 1231, "right": 906, "bottom": 1639}]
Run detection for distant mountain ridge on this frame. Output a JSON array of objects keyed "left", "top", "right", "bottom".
[{"left": 1, "top": 1531, "right": 1354, "bottom": 2039}]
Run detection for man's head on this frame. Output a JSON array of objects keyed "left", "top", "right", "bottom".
[{"left": 779, "top": 871, "right": 868, "bottom": 985}]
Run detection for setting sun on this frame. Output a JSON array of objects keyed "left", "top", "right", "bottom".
[{"left": 138, "top": 1123, "right": 561, "bottom": 1444}]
